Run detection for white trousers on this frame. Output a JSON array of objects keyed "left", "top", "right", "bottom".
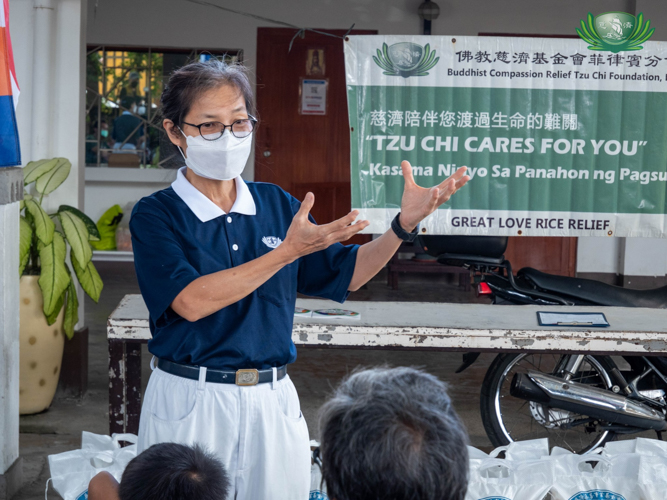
[{"left": 137, "top": 364, "right": 311, "bottom": 500}]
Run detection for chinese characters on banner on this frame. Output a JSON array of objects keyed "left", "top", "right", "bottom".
[{"left": 344, "top": 36, "right": 667, "bottom": 237}]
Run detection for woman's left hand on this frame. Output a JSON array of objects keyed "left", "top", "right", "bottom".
[{"left": 398, "top": 161, "right": 470, "bottom": 231}]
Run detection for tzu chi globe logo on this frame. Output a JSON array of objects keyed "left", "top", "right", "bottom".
[
  {"left": 373, "top": 42, "right": 440, "bottom": 77},
  {"left": 568, "top": 491, "right": 626, "bottom": 500},
  {"left": 576, "top": 11, "right": 654, "bottom": 53}
]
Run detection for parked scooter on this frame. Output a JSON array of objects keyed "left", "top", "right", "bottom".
[{"left": 419, "top": 235, "right": 667, "bottom": 454}]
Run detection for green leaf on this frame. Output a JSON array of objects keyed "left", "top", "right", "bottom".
[
  {"left": 373, "top": 55, "right": 392, "bottom": 72},
  {"left": 45, "top": 290, "right": 65, "bottom": 326},
  {"left": 19, "top": 217, "right": 33, "bottom": 275},
  {"left": 382, "top": 42, "right": 390, "bottom": 62},
  {"left": 58, "top": 205, "right": 101, "bottom": 241},
  {"left": 587, "top": 12, "right": 597, "bottom": 37},
  {"left": 629, "top": 12, "right": 643, "bottom": 39},
  {"left": 19, "top": 254, "right": 29, "bottom": 276},
  {"left": 634, "top": 27, "right": 654, "bottom": 44},
  {"left": 71, "top": 250, "right": 103, "bottom": 302},
  {"left": 23, "top": 159, "right": 58, "bottom": 185},
  {"left": 20, "top": 193, "right": 33, "bottom": 212},
  {"left": 635, "top": 19, "right": 650, "bottom": 40},
  {"left": 579, "top": 14, "right": 600, "bottom": 44},
  {"left": 420, "top": 56, "right": 439, "bottom": 73},
  {"left": 373, "top": 47, "right": 393, "bottom": 72},
  {"left": 25, "top": 198, "right": 55, "bottom": 245},
  {"left": 575, "top": 28, "right": 594, "bottom": 46},
  {"left": 58, "top": 211, "right": 92, "bottom": 266},
  {"left": 35, "top": 158, "right": 71, "bottom": 196},
  {"left": 631, "top": 13, "right": 648, "bottom": 40},
  {"left": 577, "top": 19, "right": 600, "bottom": 45},
  {"left": 63, "top": 278, "right": 79, "bottom": 340},
  {"left": 38, "top": 232, "right": 71, "bottom": 317}
]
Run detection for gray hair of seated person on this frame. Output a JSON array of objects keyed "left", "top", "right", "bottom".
[{"left": 318, "top": 366, "right": 469, "bottom": 500}]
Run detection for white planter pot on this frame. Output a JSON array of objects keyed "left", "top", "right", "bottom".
[{"left": 19, "top": 275, "right": 65, "bottom": 415}]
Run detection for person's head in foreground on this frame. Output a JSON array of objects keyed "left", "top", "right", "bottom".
[
  {"left": 88, "top": 442, "right": 229, "bottom": 500},
  {"left": 318, "top": 366, "right": 469, "bottom": 500}
]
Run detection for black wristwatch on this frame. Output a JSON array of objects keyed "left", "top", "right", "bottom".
[{"left": 391, "top": 213, "right": 419, "bottom": 242}]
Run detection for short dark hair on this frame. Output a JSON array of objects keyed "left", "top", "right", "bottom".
[
  {"left": 118, "top": 443, "right": 230, "bottom": 500},
  {"left": 318, "top": 366, "right": 469, "bottom": 500},
  {"left": 161, "top": 59, "right": 255, "bottom": 128}
]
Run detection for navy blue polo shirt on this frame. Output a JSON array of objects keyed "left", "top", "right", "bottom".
[{"left": 129, "top": 168, "right": 359, "bottom": 370}]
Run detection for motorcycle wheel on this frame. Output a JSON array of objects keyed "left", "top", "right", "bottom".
[{"left": 480, "top": 353, "right": 617, "bottom": 454}]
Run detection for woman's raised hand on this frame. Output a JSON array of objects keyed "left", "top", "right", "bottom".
[
  {"left": 398, "top": 161, "right": 470, "bottom": 231},
  {"left": 281, "top": 192, "right": 369, "bottom": 261}
]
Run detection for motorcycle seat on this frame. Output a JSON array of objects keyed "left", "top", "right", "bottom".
[
  {"left": 419, "top": 235, "right": 508, "bottom": 258},
  {"left": 518, "top": 267, "right": 667, "bottom": 308},
  {"left": 437, "top": 253, "right": 506, "bottom": 267}
]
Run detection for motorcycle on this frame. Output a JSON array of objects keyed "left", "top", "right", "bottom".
[{"left": 419, "top": 235, "right": 667, "bottom": 454}]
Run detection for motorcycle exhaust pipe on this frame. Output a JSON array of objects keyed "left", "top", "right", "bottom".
[{"left": 510, "top": 371, "right": 667, "bottom": 431}]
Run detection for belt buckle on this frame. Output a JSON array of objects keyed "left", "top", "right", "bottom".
[{"left": 235, "top": 369, "right": 259, "bottom": 386}]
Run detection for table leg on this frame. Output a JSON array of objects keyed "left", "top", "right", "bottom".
[
  {"left": 109, "top": 340, "right": 125, "bottom": 435},
  {"left": 125, "top": 342, "right": 142, "bottom": 436}
]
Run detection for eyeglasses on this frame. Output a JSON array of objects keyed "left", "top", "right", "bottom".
[{"left": 181, "top": 115, "right": 257, "bottom": 140}]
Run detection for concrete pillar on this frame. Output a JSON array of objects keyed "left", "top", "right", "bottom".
[{"left": 0, "top": 168, "right": 24, "bottom": 500}]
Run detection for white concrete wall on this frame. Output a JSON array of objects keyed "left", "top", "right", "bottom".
[
  {"left": 11, "top": 0, "right": 87, "bottom": 323},
  {"left": 620, "top": 238, "right": 667, "bottom": 278},
  {"left": 0, "top": 201, "right": 20, "bottom": 473},
  {"left": 84, "top": 169, "right": 177, "bottom": 222},
  {"left": 576, "top": 237, "right": 622, "bottom": 275}
]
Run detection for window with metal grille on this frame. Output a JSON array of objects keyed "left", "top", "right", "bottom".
[{"left": 85, "top": 46, "right": 242, "bottom": 169}]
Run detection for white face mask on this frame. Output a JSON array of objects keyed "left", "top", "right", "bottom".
[{"left": 178, "top": 129, "right": 252, "bottom": 181}]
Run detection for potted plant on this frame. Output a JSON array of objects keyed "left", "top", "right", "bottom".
[{"left": 18, "top": 157, "right": 103, "bottom": 414}]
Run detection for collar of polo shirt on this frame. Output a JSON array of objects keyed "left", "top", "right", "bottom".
[{"left": 171, "top": 166, "right": 257, "bottom": 222}]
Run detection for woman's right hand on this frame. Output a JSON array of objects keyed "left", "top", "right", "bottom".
[{"left": 280, "top": 192, "right": 369, "bottom": 262}]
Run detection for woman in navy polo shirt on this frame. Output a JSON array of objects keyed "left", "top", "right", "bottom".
[{"left": 130, "top": 59, "right": 469, "bottom": 500}]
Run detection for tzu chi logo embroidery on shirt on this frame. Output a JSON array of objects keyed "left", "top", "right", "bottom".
[{"left": 262, "top": 236, "right": 283, "bottom": 249}]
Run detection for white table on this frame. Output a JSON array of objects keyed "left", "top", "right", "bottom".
[{"left": 107, "top": 294, "right": 667, "bottom": 434}]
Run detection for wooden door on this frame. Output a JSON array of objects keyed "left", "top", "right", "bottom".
[
  {"left": 255, "top": 28, "right": 376, "bottom": 245},
  {"left": 505, "top": 237, "right": 577, "bottom": 276}
]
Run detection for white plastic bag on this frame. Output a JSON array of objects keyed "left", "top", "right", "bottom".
[
  {"left": 549, "top": 454, "right": 641, "bottom": 500},
  {"left": 48, "top": 432, "right": 138, "bottom": 500},
  {"left": 638, "top": 454, "right": 667, "bottom": 500},
  {"left": 600, "top": 436, "right": 667, "bottom": 500},
  {"left": 490, "top": 438, "right": 550, "bottom": 462},
  {"left": 602, "top": 437, "right": 667, "bottom": 457},
  {"left": 465, "top": 458, "right": 553, "bottom": 500},
  {"left": 466, "top": 439, "right": 552, "bottom": 500}
]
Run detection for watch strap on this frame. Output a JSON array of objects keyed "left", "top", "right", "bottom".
[{"left": 391, "top": 213, "right": 419, "bottom": 242}]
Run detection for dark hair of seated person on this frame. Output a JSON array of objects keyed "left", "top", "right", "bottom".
[{"left": 119, "top": 442, "right": 229, "bottom": 500}]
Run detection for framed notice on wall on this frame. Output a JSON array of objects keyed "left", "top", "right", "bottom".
[{"left": 300, "top": 78, "right": 328, "bottom": 115}]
